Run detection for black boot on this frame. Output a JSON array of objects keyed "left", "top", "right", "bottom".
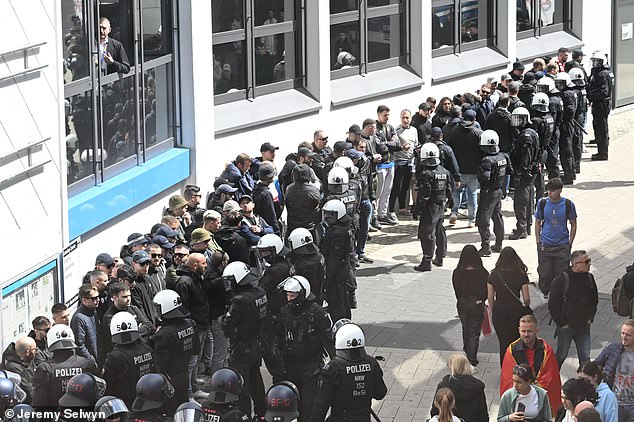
[
  {"left": 591, "top": 153, "right": 608, "bottom": 161},
  {"left": 574, "top": 162, "right": 581, "bottom": 174},
  {"left": 491, "top": 243, "right": 503, "bottom": 253},
  {"left": 414, "top": 259, "right": 432, "bottom": 272},
  {"left": 509, "top": 230, "right": 527, "bottom": 240},
  {"left": 478, "top": 245, "right": 492, "bottom": 257},
  {"left": 432, "top": 257, "right": 444, "bottom": 267}
]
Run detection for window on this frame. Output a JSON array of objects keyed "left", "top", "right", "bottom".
[
  {"left": 516, "top": 0, "right": 572, "bottom": 38},
  {"left": 330, "top": 0, "right": 408, "bottom": 78},
  {"left": 432, "top": 0, "right": 495, "bottom": 56},
  {"left": 62, "top": 0, "right": 177, "bottom": 194},
  {"left": 212, "top": 0, "right": 303, "bottom": 104}
]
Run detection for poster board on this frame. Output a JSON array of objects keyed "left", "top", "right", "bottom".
[{"left": 1, "top": 259, "right": 58, "bottom": 349}]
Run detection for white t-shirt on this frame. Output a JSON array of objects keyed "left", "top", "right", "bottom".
[
  {"left": 515, "top": 386, "right": 540, "bottom": 420},
  {"left": 614, "top": 350, "right": 634, "bottom": 404}
]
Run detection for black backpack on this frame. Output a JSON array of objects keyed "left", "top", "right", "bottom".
[{"left": 612, "top": 274, "right": 634, "bottom": 317}]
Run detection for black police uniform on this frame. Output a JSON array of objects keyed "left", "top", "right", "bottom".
[
  {"left": 322, "top": 185, "right": 360, "bottom": 233},
  {"left": 587, "top": 64, "right": 613, "bottom": 159},
  {"left": 545, "top": 93, "right": 565, "bottom": 179},
  {"left": 571, "top": 83, "right": 588, "bottom": 171},
  {"left": 476, "top": 151, "right": 512, "bottom": 252},
  {"left": 31, "top": 350, "right": 98, "bottom": 408},
  {"left": 129, "top": 409, "right": 173, "bottom": 421},
  {"left": 153, "top": 316, "right": 198, "bottom": 412},
  {"left": 320, "top": 214, "right": 354, "bottom": 324},
  {"left": 278, "top": 299, "right": 335, "bottom": 421},
  {"left": 258, "top": 252, "right": 293, "bottom": 384},
  {"left": 311, "top": 353, "right": 387, "bottom": 422},
  {"left": 511, "top": 127, "right": 540, "bottom": 236},
  {"left": 530, "top": 111, "right": 555, "bottom": 202},
  {"left": 415, "top": 163, "right": 451, "bottom": 266},
  {"left": 102, "top": 339, "right": 155, "bottom": 406},
  {"left": 559, "top": 87, "right": 579, "bottom": 182},
  {"left": 432, "top": 140, "right": 461, "bottom": 186},
  {"left": 201, "top": 402, "right": 250, "bottom": 421},
  {"left": 222, "top": 283, "right": 268, "bottom": 417},
  {"left": 290, "top": 248, "right": 325, "bottom": 304}
]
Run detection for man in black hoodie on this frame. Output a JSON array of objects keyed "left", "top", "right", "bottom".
[
  {"left": 1, "top": 336, "right": 45, "bottom": 402},
  {"left": 285, "top": 164, "right": 320, "bottom": 236},
  {"left": 130, "top": 250, "right": 159, "bottom": 324},
  {"left": 548, "top": 250, "right": 598, "bottom": 368},
  {"left": 216, "top": 208, "right": 251, "bottom": 264},
  {"left": 411, "top": 102, "right": 432, "bottom": 143},
  {"left": 253, "top": 162, "right": 281, "bottom": 236}
]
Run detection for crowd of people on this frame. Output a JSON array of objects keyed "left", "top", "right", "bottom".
[{"left": 0, "top": 46, "right": 628, "bottom": 422}]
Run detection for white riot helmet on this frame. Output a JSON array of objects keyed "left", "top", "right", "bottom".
[
  {"left": 288, "top": 228, "right": 314, "bottom": 252},
  {"left": 47, "top": 324, "right": 76, "bottom": 352},
  {"left": 66, "top": 134, "right": 78, "bottom": 150},
  {"left": 281, "top": 275, "right": 312, "bottom": 308},
  {"left": 419, "top": 143, "right": 440, "bottom": 167},
  {"left": 222, "top": 261, "right": 258, "bottom": 288},
  {"left": 256, "top": 233, "right": 284, "bottom": 261},
  {"left": 335, "top": 322, "right": 366, "bottom": 361},
  {"left": 510, "top": 107, "right": 532, "bottom": 127},
  {"left": 322, "top": 199, "right": 347, "bottom": 225},
  {"left": 536, "top": 76, "right": 557, "bottom": 94},
  {"left": 327, "top": 167, "right": 349, "bottom": 194},
  {"left": 591, "top": 49, "right": 608, "bottom": 67},
  {"left": 531, "top": 93, "right": 550, "bottom": 113},
  {"left": 337, "top": 51, "right": 356, "bottom": 67},
  {"left": 568, "top": 67, "right": 585, "bottom": 86},
  {"left": 479, "top": 129, "right": 500, "bottom": 154},
  {"left": 110, "top": 312, "right": 140, "bottom": 345},
  {"left": 554, "top": 72, "right": 575, "bottom": 91},
  {"left": 153, "top": 290, "right": 189, "bottom": 320},
  {"left": 333, "top": 156, "right": 358, "bottom": 175}
]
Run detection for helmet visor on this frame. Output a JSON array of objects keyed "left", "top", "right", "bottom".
[
  {"left": 322, "top": 209, "right": 339, "bottom": 225},
  {"left": 96, "top": 398, "right": 129, "bottom": 418},
  {"left": 510, "top": 114, "right": 526, "bottom": 127},
  {"left": 173, "top": 408, "right": 205, "bottom": 422}
]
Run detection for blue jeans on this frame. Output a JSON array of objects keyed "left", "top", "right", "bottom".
[
  {"left": 188, "top": 327, "right": 208, "bottom": 396},
  {"left": 356, "top": 199, "right": 372, "bottom": 257},
  {"left": 210, "top": 318, "right": 227, "bottom": 374},
  {"left": 555, "top": 324, "right": 591, "bottom": 368},
  {"left": 452, "top": 173, "right": 478, "bottom": 223}
]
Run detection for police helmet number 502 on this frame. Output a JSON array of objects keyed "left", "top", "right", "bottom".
[{"left": 346, "top": 338, "right": 362, "bottom": 347}]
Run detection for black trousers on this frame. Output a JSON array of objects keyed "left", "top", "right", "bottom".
[
  {"left": 457, "top": 298, "right": 484, "bottom": 366},
  {"left": 389, "top": 163, "right": 412, "bottom": 212},
  {"left": 546, "top": 127, "right": 561, "bottom": 179},
  {"left": 286, "top": 360, "right": 322, "bottom": 422},
  {"left": 228, "top": 347, "right": 266, "bottom": 417},
  {"left": 559, "top": 121, "right": 575, "bottom": 179},
  {"left": 326, "top": 279, "right": 351, "bottom": 324},
  {"left": 513, "top": 174, "right": 535, "bottom": 233},
  {"left": 417, "top": 203, "right": 446, "bottom": 260},
  {"left": 592, "top": 107, "right": 610, "bottom": 156},
  {"left": 476, "top": 189, "right": 504, "bottom": 247},
  {"left": 572, "top": 114, "right": 584, "bottom": 165}
]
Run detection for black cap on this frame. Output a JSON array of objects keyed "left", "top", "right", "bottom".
[
  {"left": 333, "top": 141, "right": 352, "bottom": 153},
  {"left": 431, "top": 127, "right": 443, "bottom": 139},
  {"left": 297, "top": 147, "right": 317, "bottom": 157},
  {"left": 572, "top": 49, "right": 584, "bottom": 59},
  {"left": 418, "top": 102, "right": 431, "bottom": 111},
  {"left": 347, "top": 124, "right": 362, "bottom": 135},
  {"left": 95, "top": 253, "right": 114, "bottom": 266},
  {"left": 260, "top": 142, "right": 279, "bottom": 153},
  {"left": 513, "top": 61, "right": 525, "bottom": 71}
]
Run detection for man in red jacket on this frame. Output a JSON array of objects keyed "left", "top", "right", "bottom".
[{"left": 500, "top": 314, "right": 561, "bottom": 415}]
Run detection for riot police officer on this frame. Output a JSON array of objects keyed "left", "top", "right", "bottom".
[
  {"left": 320, "top": 200, "right": 355, "bottom": 323},
  {"left": 322, "top": 167, "right": 360, "bottom": 230},
  {"left": 265, "top": 382, "right": 300, "bottom": 422},
  {"left": 530, "top": 93, "right": 556, "bottom": 203},
  {"left": 153, "top": 290, "right": 198, "bottom": 412},
  {"left": 0, "top": 375, "right": 26, "bottom": 416},
  {"left": 476, "top": 130, "right": 513, "bottom": 257},
  {"left": 569, "top": 66, "right": 588, "bottom": 172},
  {"left": 31, "top": 324, "right": 98, "bottom": 408},
  {"left": 288, "top": 228, "right": 325, "bottom": 304},
  {"left": 413, "top": 143, "right": 451, "bottom": 272},
  {"left": 129, "top": 373, "right": 175, "bottom": 421},
  {"left": 277, "top": 276, "right": 334, "bottom": 421},
  {"left": 94, "top": 395, "right": 129, "bottom": 421},
  {"left": 536, "top": 77, "right": 564, "bottom": 180},
  {"left": 311, "top": 322, "right": 387, "bottom": 422},
  {"left": 554, "top": 72, "right": 579, "bottom": 184},
  {"left": 102, "top": 312, "right": 155, "bottom": 406},
  {"left": 174, "top": 402, "right": 206, "bottom": 421},
  {"left": 221, "top": 261, "right": 268, "bottom": 418},
  {"left": 202, "top": 367, "right": 250, "bottom": 421},
  {"left": 333, "top": 156, "right": 363, "bottom": 229},
  {"left": 587, "top": 49, "right": 613, "bottom": 161},
  {"left": 256, "top": 234, "right": 292, "bottom": 384},
  {"left": 58, "top": 373, "right": 107, "bottom": 417},
  {"left": 428, "top": 127, "right": 461, "bottom": 188},
  {"left": 509, "top": 107, "right": 540, "bottom": 240}
]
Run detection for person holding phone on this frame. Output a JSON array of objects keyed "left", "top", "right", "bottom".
[{"left": 498, "top": 364, "right": 553, "bottom": 422}]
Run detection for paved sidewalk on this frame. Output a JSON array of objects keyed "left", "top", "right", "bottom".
[{"left": 353, "top": 105, "right": 634, "bottom": 422}]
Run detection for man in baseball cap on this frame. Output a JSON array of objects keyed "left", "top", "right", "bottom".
[{"left": 251, "top": 142, "right": 280, "bottom": 181}]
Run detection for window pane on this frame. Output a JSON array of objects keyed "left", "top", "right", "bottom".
[
  {"left": 330, "top": 22, "right": 360, "bottom": 70},
  {"left": 255, "top": 33, "right": 297, "bottom": 86},
  {"left": 102, "top": 78, "right": 137, "bottom": 169},
  {"left": 142, "top": 0, "right": 171, "bottom": 57},
  {"left": 100, "top": 2, "right": 135, "bottom": 70},
  {"left": 432, "top": 4, "right": 455, "bottom": 49},
  {"left": 62, "top": 0, "right": 90, "bottom": 82},
  {"left": 213, "top": 41, "right": 247, "bottom": 94},
  {"left": 461, "top": 0, "right": 487, "bottom": 43},
  {"left": 517, "top": 0, "right": 564, "bottom": 31},
  {"left": 368, "top": 0, "right": 402, "bottom": 6},
  {"left": 368, "top": 14, "right": 402, "bottom": 63},
  {"left": 143, "top": 64, "right": 174, "bottom": 146},
  {"left": 330, "top": 0, "right": 358, "bottom": 14},
  {"left": 254, "top": 0, "right": 296, "bottom": 25},
  {"left": 212, "top": 0, "right": 244, "bottom": 33},
  {"left": 66, "top": 90, "right": 95, "bottom": 185}
]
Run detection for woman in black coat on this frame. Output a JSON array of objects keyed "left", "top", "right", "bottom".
[
  {"left": 487, "top": 246, "right": 531, "bottom": 365},
  {"left": 430, "top": 353, "right": 488, "bottom": 422},
  {"left": 452, "top": 245, "right": 489, "bottom": 367}
]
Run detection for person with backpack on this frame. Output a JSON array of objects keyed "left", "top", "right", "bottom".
[
  {"left": 534, "top": 178, "right": 577, "bottom": 298},
  {"left": 548, "top": 250, "right": 598, "bottom": 368},
  {"left": 613, "top": 264, "right": 634, "bottom": 318}
]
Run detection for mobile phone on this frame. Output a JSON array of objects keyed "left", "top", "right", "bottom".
[{"left": 517, "top": 402, "right": 526, "bottom": 413}]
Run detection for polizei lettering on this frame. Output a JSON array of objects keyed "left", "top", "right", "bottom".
[
  {"left": 255, "top": 296, "right": 267, "bottom": 307},
  {"left": 134, "top": 352, "right": 153, "bottom": 365},
  {"left": 346, "top": 363, "right": 371, "bottom": 374},
  {"left": 178, "top": 326, "right": 194, "bottom": 339},
  {"left": 55, "top": 368, "right": 82, "bottom": 378},
  {"left": 497, "top": 159, "right": 507, "bottom": 166}
]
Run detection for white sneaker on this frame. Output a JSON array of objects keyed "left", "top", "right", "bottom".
[
  {"left": 193, "top": 390, "right": 210, "bottom": 399},
  {"left": 388, "top": 212, "right": 399, "bottom": 223},
  {"left": 449, "top": 213, "right": 457, "bottom": 224}
]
